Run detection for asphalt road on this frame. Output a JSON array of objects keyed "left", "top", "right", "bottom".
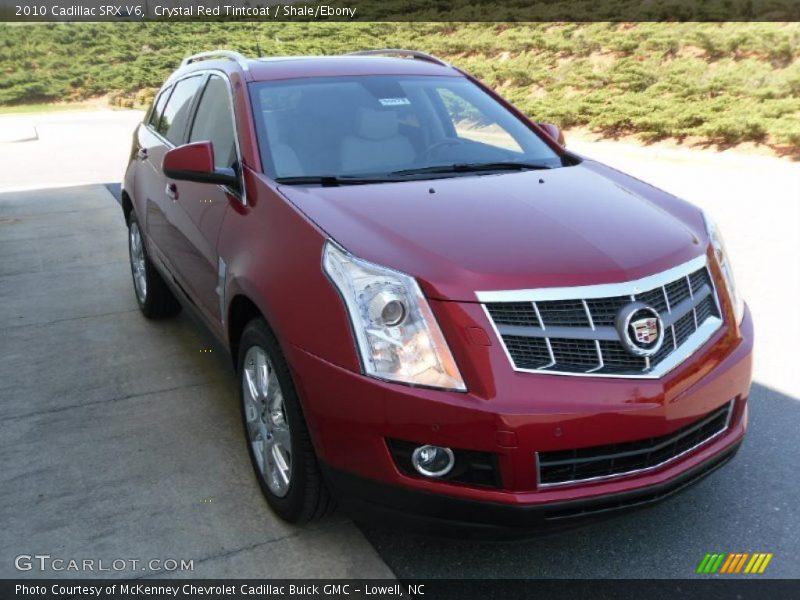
[{"left": 1, "top": 109, "right": 798, "bottom": 580}]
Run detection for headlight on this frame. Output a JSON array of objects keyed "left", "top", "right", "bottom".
[
  {"left": 703, "top": 212, "right": 744, "bottom": 324},
  {"left": 323, "top": 241, "right": 466, "bottom": 391}
]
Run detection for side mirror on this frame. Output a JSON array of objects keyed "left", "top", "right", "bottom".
[
  {"left": 537, "top": 123, "right": 566, "bottom": 147},
  {"left": 162, "top": 141, "right": 239, "bottom": 188}
]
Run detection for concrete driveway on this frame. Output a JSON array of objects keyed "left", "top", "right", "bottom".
[
  {"left": 0, "top": 184, "right": 393, "bottom": 579},
  {"left": 0, "top": 109, "right": 798, "bottom": 579}
]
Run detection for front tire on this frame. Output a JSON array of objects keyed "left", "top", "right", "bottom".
[
  {"left": 127, "top": 213, "right": 181, "bottom": 319},
  {"left": 238, "top": 318, "right": 334, "bottom": 523}
]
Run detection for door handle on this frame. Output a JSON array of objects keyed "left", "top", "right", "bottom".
[
  {"left": 166, "top": 183, "right": 179, "bottom": 201},
  {"left": 136, "top": 148, "right": 148, "bottom": 161}
]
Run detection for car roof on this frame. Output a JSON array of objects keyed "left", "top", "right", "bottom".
[{"left": 176, "top": 54, "right": 462, "bottom": 83}]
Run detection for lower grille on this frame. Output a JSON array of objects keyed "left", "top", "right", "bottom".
[
  {"left": 543, "top": 442, "right": 739, "bottom": 521},
  {"left": 537, "top": 401, "right": 734, "bottom": 487}
]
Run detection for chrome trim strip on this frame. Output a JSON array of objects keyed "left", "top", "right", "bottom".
[
  {"left": 582, "top": 299, "right": 595, "bottom": 330},
  {"left": 581, "top": 299, "right": 605, "bottom": 372},
  {"left": 500, "top": 317, "right": 722, "bottom": 379},
  {"left": 532, "top": 301, "right": 546, "bottom": 330},
  {"left": 476, "top": 255, "right": 708, "bottom": 303},
  {"left": 496, "top": 323, "right": 619, "bottom": 341},
  {"left": 687, "top": 274, "right": 699, "bottom": 329},
  {"left": 706, "top": 264, "right": 724, "bottom": 318},
  {"left": 217, "top": 257, "right": 227, "bottom": 325},
  {"left": 495, "top": 285, "right": 709, "bottom": 339},
  {"left": 533, "top": 301, "right": 556, "bottom": 368},
  {"left": 587, "top": 339, "right": 604, "bottom": 373},
  {"left": 543, "top": 338, "right": 556, "bottom": 369},
  {"left": 723, "top": 400, "right": 735, "bottom": 428},
  {"left": 536, "top": 401, "right": 734, "bottom": 488}
]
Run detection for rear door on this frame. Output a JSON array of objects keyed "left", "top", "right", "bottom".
[
  {"left": 135, "top": 75, "right": 205, "bottom": 271},
  {"left": 133, "top": 85, "right": 171, "bottom": 259},
  {"left": 165, "top": 73, "right": 241, "bottom": 330}
]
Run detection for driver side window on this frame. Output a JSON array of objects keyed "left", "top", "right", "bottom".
[
  {"left": 189, "top": 75, "right": 237, "bottom": 170},
  {"left": 435, "top": 87, "right": 523, "bottom": 153}
]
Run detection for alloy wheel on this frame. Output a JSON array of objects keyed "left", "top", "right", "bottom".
[
  {"left": 129, "top": 222, "right": 147, "bottom": 304},
  {"left": 242, "top": 345, "right": 292, "bottom": 497}
]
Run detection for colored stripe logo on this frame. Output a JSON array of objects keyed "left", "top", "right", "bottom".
[{"left": 697, "top": 552, "right": 773, "bottom": 574}]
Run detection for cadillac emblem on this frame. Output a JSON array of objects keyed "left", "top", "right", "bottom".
[{"left": 616, "top": 303, "right": 664, "bottom": 357}]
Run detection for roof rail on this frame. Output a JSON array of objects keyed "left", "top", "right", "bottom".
[
  {"left": 181, "top": 50, "right": 250, "bottom": 71},
  {"left": 347, "top": 49, "right": 451, "bottom": 68}
]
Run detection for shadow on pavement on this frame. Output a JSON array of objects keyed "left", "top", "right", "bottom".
[{"left": 105, "top": 182, "right": 122, "bottom": 204}]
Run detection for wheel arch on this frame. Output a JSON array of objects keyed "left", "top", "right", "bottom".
[
  {"left": 121, "top": 190, "right": 134, "bottom": 225},
  {"left": 227, "top": 293, "right": 268, "bottom": 368}
]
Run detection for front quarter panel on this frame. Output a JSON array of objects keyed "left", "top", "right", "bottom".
[{"left": 218, "top": 171, "right": 361, "bottom": 373}]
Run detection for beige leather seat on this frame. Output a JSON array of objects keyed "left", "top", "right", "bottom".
[
  {"left": 340, "top": 108, "right": 415, "bottom": 173},
  {"left": 262, "top": 111, "right": 303, "bottom": 177}
]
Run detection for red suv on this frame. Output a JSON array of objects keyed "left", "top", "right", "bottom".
[{"left": 122, "top": 49, "right": 753, "bottom": 535}]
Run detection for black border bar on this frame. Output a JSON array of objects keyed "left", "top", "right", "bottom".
[
  {"left": 2, "top": 0, "right": 800, "bottom": 22},
  {"left": 2, "top": 579, "right": 800, "bottom": 600}
]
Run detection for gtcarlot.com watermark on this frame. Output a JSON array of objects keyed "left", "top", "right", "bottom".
[{"left": 15, "top": 554, "right": 194, "bottom": 573}]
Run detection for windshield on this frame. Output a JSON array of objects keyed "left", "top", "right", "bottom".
[{"left": 249, "top": 75, "right": 566, "bottom": 182}]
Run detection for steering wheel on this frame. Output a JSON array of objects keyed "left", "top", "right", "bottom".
[{"left": 420, "top": 138, "right": 466, "bottom": 161}]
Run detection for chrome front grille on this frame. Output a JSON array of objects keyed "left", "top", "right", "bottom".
[{"left": 478, "top": 255, "right": 723, "bottom": 378}]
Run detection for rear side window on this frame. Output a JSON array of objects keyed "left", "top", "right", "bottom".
[
  {"left": 158, "top": 76, "right": 203, "bottom": 144},
  {"left": 189, "top": 75, "right": 237, "bottom": 170},
  {"left": 148, "top": 87, "right": 170, "bottom": 130}
]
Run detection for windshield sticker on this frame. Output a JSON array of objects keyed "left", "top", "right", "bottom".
[{"left": 379, "top": 98, "right": 411, "bottom": 107}]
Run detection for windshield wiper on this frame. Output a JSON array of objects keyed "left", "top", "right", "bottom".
[
  {"left": 275, "top": 175, "right": 399, "bottom": 186},
  {"left": 391, "top": 162, "right": 553, "bottom": 177}
]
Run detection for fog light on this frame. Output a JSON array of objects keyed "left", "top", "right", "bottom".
[{"left": 411, "top": 445, "right": 455, "bottom": 477}]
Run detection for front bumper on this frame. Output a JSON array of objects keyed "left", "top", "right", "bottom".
[
  {"left": 321, "top": 439, "right": 742, "bottom": 537},
  {"left": 288, "top": 305, "right": 753, "bottom": 535}
]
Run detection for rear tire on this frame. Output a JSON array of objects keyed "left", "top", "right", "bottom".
[
  {"left": 238, "top": 318, "right": 334, "bottom": 523},
  {"left": 127, "top": 212, "right": 181, "bottom": 319}
]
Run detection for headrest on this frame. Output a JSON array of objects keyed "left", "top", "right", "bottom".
[{"left": 355, "top": 108, "right": 399, "bottom": 140}]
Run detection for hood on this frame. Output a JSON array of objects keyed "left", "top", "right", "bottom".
[{"left": 279, "top": 163, "right": 706, "bottom": 302}]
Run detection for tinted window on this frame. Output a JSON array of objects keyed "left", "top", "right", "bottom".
[
  {"left": 249, "top": 75, "right": 563, "bottom": 179},
  {"left": 436, "top": 87, "right": 523, "bottom": 153},
  {"left": 189, "top": 76, "right": 237, "bottom": 170},
  {"left": 158, "top": 76, "right": 203, "bottom": 144},
  {"left": 148, "top": 87, "right": 170, "bottom": 130}
]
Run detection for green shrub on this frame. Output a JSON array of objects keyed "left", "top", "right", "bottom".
[{"left": 1, "top": 22, "right": 797, "bottom": 149}]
